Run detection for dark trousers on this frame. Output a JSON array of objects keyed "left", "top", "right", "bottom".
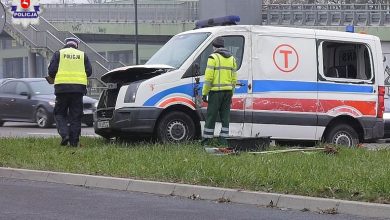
[
  {"left": 203, "top": 90, "right": 232, "bottom": 146},
  {"left": 54, "top": 93, "right": 83, "bottom": 145}
]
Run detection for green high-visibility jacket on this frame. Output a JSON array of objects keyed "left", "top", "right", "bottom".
[
  {"left": 55, "top": 48, "right": 87, "bottom": 85},
  {"left": 202, "top": 53, "right": 237, "bottom": 96}
]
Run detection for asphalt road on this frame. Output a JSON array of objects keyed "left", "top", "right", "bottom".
[
  {"left": 0, "top": 177, "right": 374, "bottom": 220},
  {"left": 0, "top": 122, "right": 97, "bottom": 138}
]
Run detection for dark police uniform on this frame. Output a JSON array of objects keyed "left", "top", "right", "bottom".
[{"left": 48, "top": 38, "right": 92, "bottom": 147}]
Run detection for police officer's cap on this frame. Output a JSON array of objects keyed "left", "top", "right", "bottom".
[
  {"left": 64, "top": 37, "right": 80, "bottom": 47},
  {"left": 212, "top": 37, "right": 224, "bottom": 48}
]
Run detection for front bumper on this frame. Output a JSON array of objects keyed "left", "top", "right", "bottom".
[{"left": 94, "top": 107, "right": 162, "bottom": 138}]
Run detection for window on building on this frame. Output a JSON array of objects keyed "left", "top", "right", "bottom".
[
  {"left": 319, "top": 41, "right": 373, "bottom": 82},
  {"left": 3, "top": 57, "right": 24, "bottom": 78},
  {"left": 1, "top": 39, "right": 23, "bottom": 49},
  {"left": 107, "top": 50, "right": 133, "bottom": 65},
  {"left": 36, "top": 55, "right": 47, "bottom": 78}
]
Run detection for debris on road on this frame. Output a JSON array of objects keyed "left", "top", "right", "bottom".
[
  {"left": 204, "top": 147, "right": 238, "bottom": 155},
  {"left": 248, "top": 147, "right": 325, "bottom": 155}
]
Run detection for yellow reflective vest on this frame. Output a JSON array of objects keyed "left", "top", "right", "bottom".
[
  {"left": 202, "top": 53, "right": 237, "bottom": 96},
  {"left": 55, "top": 48, "right": 87, "bottom": 85}
]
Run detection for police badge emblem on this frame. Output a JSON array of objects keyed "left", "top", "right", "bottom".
[{"left": 10, "top": 0, "right": 41, "bottom": 28}]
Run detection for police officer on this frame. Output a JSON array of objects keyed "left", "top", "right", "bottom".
[
  {"left": 202, "top": 37, "right": 237, "bottom": 146},
  {"left": 48, "top": 37, "right": 92, "bottom": 147}
]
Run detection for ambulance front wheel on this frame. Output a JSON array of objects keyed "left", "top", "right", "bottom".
[
  {"left": 325, "top": 124, "right": 359, "bottom": 147},
  {"left": 156, "top": 111, "right": 196, "bottom": 142}
]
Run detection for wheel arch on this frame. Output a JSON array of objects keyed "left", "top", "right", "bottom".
[
  {"left": 34, "top": 104, "right": 53, "bottom": 122},
  {"left": 322, "top": 115, "right": 364, "bottom": 142},
  {"left": 154, "top": 104, "right": 201, "bottom": 139}
]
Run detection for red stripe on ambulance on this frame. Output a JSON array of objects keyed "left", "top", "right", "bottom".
[
  {"left": 231, "top": 98, "right": 376, "bottom": 116},
  {"left": 159, "top": 97, "right": 196, "bottom": 109}
]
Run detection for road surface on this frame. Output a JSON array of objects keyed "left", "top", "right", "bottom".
[{"left": 0, "top": 177, "right": 373, "bottom": 220}]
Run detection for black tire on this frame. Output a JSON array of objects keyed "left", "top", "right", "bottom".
[
  {"left": 156, "top": 111, "right": 196, "bottom": 142},
  {"left": 85, "top": 122, "right": 94, "bottom": 127},
  {"left": 325, "top": 124, "right": 359, "bottom": 147},
  {"left": 0, "top": 120, "right": 4, "bottom": 127},
  {"left": 35, "top": 107, "right": 53, "bottom": 128}
]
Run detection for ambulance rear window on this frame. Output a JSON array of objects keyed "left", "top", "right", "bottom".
[{"left": 320, "top": 41, "right": 373, "bottom": 82}]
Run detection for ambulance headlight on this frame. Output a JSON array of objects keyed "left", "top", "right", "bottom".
[{"left": 124, "top": 82, "right": 141, "bottom": 103}]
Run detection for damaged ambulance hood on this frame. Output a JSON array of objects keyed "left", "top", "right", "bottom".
[{"left": 101, "top": 64, "right": 175, "bottom": 83}]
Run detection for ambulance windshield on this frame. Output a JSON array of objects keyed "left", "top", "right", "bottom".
[{"left": 146, "top": 32, "right": 210, "bottom": 69}]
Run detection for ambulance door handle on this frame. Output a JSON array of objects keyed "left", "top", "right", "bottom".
[{"left": 248, "top": 83, "right": 252, "bottom": 90}]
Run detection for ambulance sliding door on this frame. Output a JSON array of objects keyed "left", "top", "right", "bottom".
[{"left": 250, "top": 32, "right": 318, "bottom": 140}]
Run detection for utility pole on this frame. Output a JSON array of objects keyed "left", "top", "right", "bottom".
[{"left": 134, "top": 0, "right": 139, "bottom": 65}]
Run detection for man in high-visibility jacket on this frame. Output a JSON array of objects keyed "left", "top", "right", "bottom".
[
  {"left": 48, "top": 37, "right": 92, "bottom": 147},
  {"left": 202, "top": 37, "right": 237, "bottom": 146}
]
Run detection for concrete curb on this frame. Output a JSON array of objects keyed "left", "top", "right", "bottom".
[{"left": 1, "top": 167, "right": 389, "bottom": 218}]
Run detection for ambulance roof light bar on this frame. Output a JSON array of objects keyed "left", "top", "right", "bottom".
[
  {"left": 195, "top": 15, "right": 240, "bottom": 29},
  {"left": 346, "top": 25, "right": 354, "bottom": 33}
]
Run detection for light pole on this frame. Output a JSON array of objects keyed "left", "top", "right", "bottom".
[{"left": 134, "top": 0, "right": 139, "bottom": 65}]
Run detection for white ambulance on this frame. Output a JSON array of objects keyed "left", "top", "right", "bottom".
[{"left": 94, "top": 17, "right": 385, "bottom": 146}]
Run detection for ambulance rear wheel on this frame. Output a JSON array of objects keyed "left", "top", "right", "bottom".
[
  {"left": 156, "top": 111, "right": 195, "bottom": 142},
  {"left": 325, "top": 124, "right": 359, "bottom": 147}
]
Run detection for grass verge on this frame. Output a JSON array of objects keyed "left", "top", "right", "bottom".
[{"left": 0, "top": 137, "right": 389, "bottom": 204}]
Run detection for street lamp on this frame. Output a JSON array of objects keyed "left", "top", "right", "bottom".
[{"left": 134, "top": 0, "right": 139, "bottom": 65}]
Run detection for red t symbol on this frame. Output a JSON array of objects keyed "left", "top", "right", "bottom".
[
  {"left": 279, "top": 50, "right": 292, "bottom": 68},
  {"left": 21, "top": 0, "right": 30, "bottom": 9}
]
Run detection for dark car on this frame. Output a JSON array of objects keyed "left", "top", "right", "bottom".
[{"left": 0, "top": 78, "right": 97, "bottom": 128}]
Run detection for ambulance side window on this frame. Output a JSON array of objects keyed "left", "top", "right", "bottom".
[
  {"left": 183, "top": 36, "right": 244, "bottom": 78},
  {"left": 320, "top": 41, "right": 373, "bottom": 82}
]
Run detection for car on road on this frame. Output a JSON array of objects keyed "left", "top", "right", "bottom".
[
  {"left": 0, "top": 78, "right": 97, "bottom": 128},
  {"left": 0, "top": 78, "right": 14, "bottom": 85}
]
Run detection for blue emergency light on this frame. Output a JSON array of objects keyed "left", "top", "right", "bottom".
[
  {"left": 195, "top": 15, "right": 240, "bottom": 29},
  {"left": 346, "top": 25, "right": 354, "bottom": 33}
]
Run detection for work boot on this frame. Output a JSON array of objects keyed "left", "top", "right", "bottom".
[
  {"left": 60, "top": 136, "right": 69, "bottom": 146},
  {"left": 69, "top": 141, "right": 79, "bottom": 147}
]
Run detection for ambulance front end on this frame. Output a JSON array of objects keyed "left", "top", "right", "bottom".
[{"left": 94, "top": 31, "right": 212, "bottom": 140}]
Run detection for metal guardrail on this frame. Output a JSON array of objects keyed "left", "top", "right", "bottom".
[
  {"left": 262, "top": 3, "right": 390, "bottom": 26},
  {"left": 41, "top": 2, "right": 198, "bottom": 23}
]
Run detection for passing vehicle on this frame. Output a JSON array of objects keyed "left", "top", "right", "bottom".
[
  {"left": 0, "top": 78, "right": 97, "bottom": 128},
  {"left": 94, "top": 16, "right": 385, "bottom": 146}
]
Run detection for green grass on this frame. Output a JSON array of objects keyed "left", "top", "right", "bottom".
[{"left": 0, "top": 137, "right": 389, "bottom": 204}]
